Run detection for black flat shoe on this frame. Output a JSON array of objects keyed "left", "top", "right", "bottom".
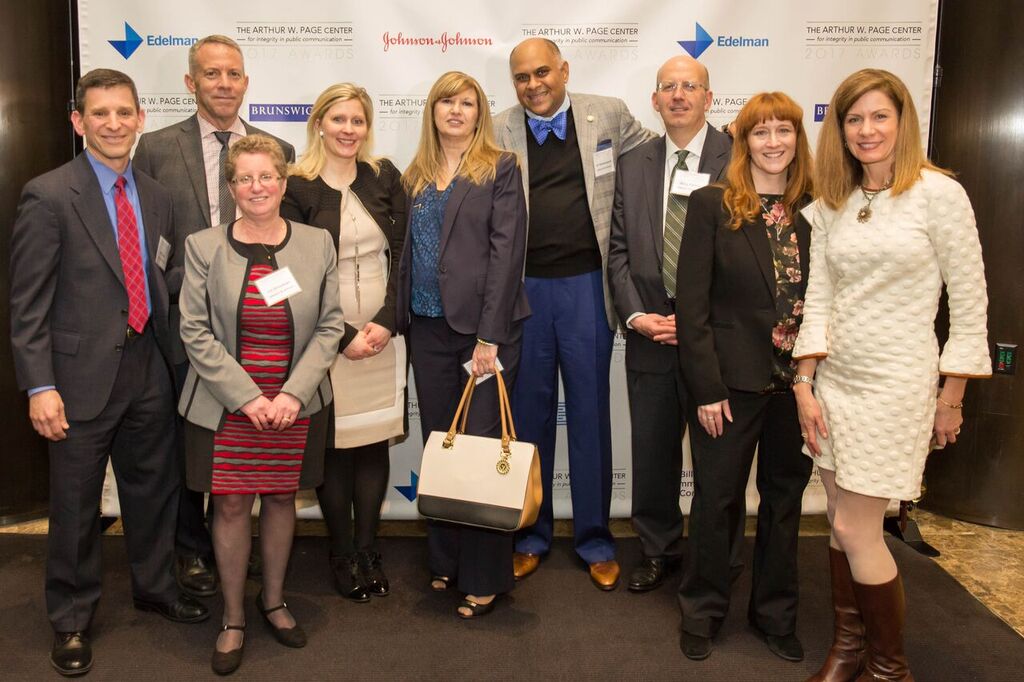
[
  {"left": 457, "top": 595, "right": 499, "bottom": 619},
  {"left": 51, "top": 631, "right": 92, "bottom": 677},
  {"left": 358, "top": 550, "right": 390, "bottom": 597},
  {"left": 211, "top": 624, "right": 245, "bottom": 676},
  {"left": 134, "top": 593, "right": 210, "bottom": 623},
  {"left": 680, "top": 631, "right": 713, "bottom": 660},
  {"left": 330, "top": 554, "right": 370, "bottom": 602},
  {"left": 177, "top": 554, "right": 217, "bottom": 598},
  {"left": 257, "top": 590, "right": 307, "bottom": 648}
]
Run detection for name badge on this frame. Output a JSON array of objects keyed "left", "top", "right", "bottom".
[
  {"left": 593, "top": 139, "right": 615, "bottom": 178},
  {"left": 670, "top": 170, "right": 711, "bottom": 196},
  {"left": 254, "top": 266, "right": 302, "bottom": 306},
  {"left": 155, "top": 236, "right": 171, "bottom": 271}
]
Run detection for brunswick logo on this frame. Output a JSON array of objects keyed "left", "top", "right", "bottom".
[
  {"left": 109, "top": 22, "right": 143, "bottom": 59},
  {"left": 678, "top": 22, "right": 769, "bottom": 59}
]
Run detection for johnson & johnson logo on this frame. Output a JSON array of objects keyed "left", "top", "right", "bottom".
[{"left": 381, "top": 31, "right": 494, "bottom": 53}]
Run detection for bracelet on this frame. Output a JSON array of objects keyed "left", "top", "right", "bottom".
[
  {"left": 937, "top": 396, "right": 964, "bottom": 409},
  {"left": 792, "top": 374, "right": 814, "bottom": 386},
  {"left": 476, "top": 338, "right": 496, "bottom": 347}
]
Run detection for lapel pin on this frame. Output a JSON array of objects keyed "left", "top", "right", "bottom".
[{"left": 586, "top": 115, "right": 594, "bottom": 122}]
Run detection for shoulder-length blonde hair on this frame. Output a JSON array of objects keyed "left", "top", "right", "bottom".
[
  {"left": 402, "top": 71, "right": 504, "bottom": 197},
  {"left": 816, "top": 68, "right": 950, "bottom": 210},
  {"left": 291, "top": 83, "right": 379, "bottom": 179},
  {"left": 722, "top": 92, "right": 813, "bottom": 230}
]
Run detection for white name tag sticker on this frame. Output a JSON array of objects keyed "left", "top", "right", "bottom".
[
  {"left": 462, "top": 357, "right": 505, "bottom": 384},
  {"left": 155, "top": 236, "right": 171, "bottom": 271},
  {"left": 593, "top": 140, "right": 615, "bottom": 178},
  {"left": 670, "top": 170, "right": 711, "bottom": 196},
  {"left": 254, "top": 266, "right": 302, "bottom": 306}
]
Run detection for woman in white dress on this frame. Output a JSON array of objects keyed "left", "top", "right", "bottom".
[{"left": 793, "top": 69, "right": 990, "bottom": 682}]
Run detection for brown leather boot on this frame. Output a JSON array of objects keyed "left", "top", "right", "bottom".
[
  {"left": 852, "top": 573, "right": 914, "bottom": 681},
  {"left": 806, "top": 547, "right": 865, "bottom": 682}
]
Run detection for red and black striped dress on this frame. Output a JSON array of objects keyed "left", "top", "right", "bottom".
[{"left": 211, "top": 262, "right": 309, "bottom": 494}]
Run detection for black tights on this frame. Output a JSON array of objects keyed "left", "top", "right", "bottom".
[{"left": 316, "top": 441, "right": 390, "bottom": 556}]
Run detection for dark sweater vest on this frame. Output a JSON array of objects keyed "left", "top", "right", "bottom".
[{"left": 524, "top": 109, "right": 602, "bottom": 278}]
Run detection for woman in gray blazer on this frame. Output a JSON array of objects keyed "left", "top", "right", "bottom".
[{"left": 179, "top": 134, "right": 343, "bottom": 674}]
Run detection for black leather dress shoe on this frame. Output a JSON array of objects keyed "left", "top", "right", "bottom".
[
  {"left": 761, "top": 631, "right": 805, "bottom": 662},
  {"left": 177, "top": 555, "right": 217, "bottom": 598},
  {"left": 680, "top": 631, "right": 713, "bottom": 660},
  {"left": 134, "top": 593, "right": 210, "bottom": 623},
  {"left": 358, "top": 550, "right": 390, "bottom": 597},
  {"left": 628, "top": 557, "right": 677, "bottom": 592},
  {"left": 51, "top": 632, "right": 92, "bottom": 676},
  {"left": 330, "top": 554, "right": 369, "bottom": 602}
]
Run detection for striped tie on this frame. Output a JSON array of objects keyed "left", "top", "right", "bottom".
[
  {"left": 214, "top": 131, "right": 235, "bottom": 225},
  {"left": 663, "top": 150, "right": 690, "bottom": 297}
]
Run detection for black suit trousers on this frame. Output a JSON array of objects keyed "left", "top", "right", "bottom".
[
  {"left": 678, "top": 389, "right": 812, "bottom": 637},
  {"left": 173, "top": 360, "right": 213, "bottom": 558},
  {"left": 46, "top": 329, "right": 179, "bottom": 632},
  {"left": 409, "top": 315, "right": 522, "bottom": 596}
]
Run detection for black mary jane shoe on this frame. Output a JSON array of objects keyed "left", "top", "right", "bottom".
[
  {"left": 256, "top": 590, "right": 307, "bottom": 648},
  {"left": 330, "top": 554, "right": 370, "bottom": 603},
  {"left": 457, "top": 595, "right": 499, "bottom": 620},
  {"left": 51, "top": 631, "right": 92, "bottom": 677},
  {"left": 211, "top": 624, "right": 245, "bottom": 676},
  {"left": 358, "top": 550, "right": 390, "bottom": 597}
]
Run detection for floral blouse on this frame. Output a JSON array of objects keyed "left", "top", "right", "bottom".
[{"left": 760, "top": 194, "right": 804, "bottom": 392}]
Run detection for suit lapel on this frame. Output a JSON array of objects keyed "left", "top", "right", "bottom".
[
  {"left": 571, "top": 94, "right": 597, "bottom": 214},
  {"left": 439, "top": 180, "right": 473, "bottom": 255},
  {"left": 505, "top": 108, "right": 530, "bottom": 200},
  {"left": 177, "top": 115, "right": 212, "bottom": 228},
  {"left": 697, "top": 124, "right": 732, "bottom": 182},
  {"left": 644, "top": 137, "right": 667, "bottom": 263},
  {"left": 135, "top": 175, "right": 163, "bottom": 265},
  {"left": 70, "top": 154, "right": 125, "bottom": 286},
  {"left": 742, "top": 214, "right": 777, "bottom": 300}
]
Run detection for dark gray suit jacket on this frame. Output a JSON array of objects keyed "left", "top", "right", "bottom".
[
  {"left": 133, "top": 114, "right": 295, "bottom": 363},
  {"left": 607, "top": 124, "right": 732, "bottom": 373},
  {"left": 9, "top": 152, "right": 175, "bottom": 421},
  {"left": 395, "top": 153, "right": 530, "bottom": 345}
]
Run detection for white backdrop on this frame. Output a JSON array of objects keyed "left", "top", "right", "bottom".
[{"left": 87, "top": 1, "right": 938, "bottom": 519}]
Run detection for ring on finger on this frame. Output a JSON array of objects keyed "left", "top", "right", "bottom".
[
  {"left": 801, "top": 433, "right": 808, "bottom": 439},
  {"left": 954, "top": 427, "right": 961, "bottom": 435}
]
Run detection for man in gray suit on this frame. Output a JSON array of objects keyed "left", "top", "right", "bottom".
[
  {"left": 493, "top": 38, "right": 655, "bottom": 590},
  {"left": 607, "top": 55, "right": 731, "bottom": 596},
  {"left": 9, "top": 69, "right": 208, "bottom": 677},
  {"left": 133, "top": 34, "right": 295, "bottom": 596}
]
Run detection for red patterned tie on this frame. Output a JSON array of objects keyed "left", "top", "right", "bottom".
[{"left": 114, "top": 176, "right": 150, "bottom": 333}]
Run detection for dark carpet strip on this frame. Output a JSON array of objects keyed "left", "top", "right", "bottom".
[{"left": 0, "top": 535, "right": 1020, "bottom": 680}]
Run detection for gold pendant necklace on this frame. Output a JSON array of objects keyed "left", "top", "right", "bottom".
[{"left": 856, "top": 182, "right": 892, "bottom": 223}]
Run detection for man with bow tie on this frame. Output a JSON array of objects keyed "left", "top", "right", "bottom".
[{"left": 493, "top": 38, "right": 656, "bottom": 590}]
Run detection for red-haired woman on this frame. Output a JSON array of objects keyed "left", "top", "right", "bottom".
[{"left": 675, "top": 92, "right": 814, "bottom": 663}]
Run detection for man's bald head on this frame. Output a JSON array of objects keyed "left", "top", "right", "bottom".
[
  {"left": 656, "top": 54, "right": 710, "bottom": 90},
  {"left": 509, "top": 38, "right": 570, "bottom": 117}
]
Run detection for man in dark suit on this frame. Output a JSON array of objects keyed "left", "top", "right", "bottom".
[
  {"left": 9, "top": 69, "right": 208, "bottom": 677},
  {"left": 607, "top": 55, "right": 731, "bottom": 593},
  {"left": 493, "top": 38, "right": 656, "bottom": 590},
  {"left": 133, "top": 34, "right": 295, "bottom": 596}
]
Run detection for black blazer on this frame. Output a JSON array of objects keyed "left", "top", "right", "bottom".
[
  {"left": 675, "top": 185, "right": 811, "bottom": 405},
  {"left": 395, "top": 153, "right": 530, "bottom": 345},
  {"left": 607, "top": 125, "right": 732, "bottom": 373},
  {"left": 9, "top": 152, "right": 175, "bottom": 421},
  {"left": 281, "top": 158, "right": 407, "bottom": 350}
]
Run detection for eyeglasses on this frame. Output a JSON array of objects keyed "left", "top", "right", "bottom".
[
  {"left": 230, "top": 173, "right": 282, "bottom": 187},
  {"left": 656, "top": 81, "right": 707, "bottom": 94}
]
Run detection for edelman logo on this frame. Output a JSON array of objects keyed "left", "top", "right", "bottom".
[
  {"left": 814, "top": 103, "right": 830, "bottom": 122},
  {"left": 109, "top": 21, "right": 197, "bottom": 59},
  {"left": 678, "top": 22, "right": 769, "bottom": 59},
  {"left": 249, "top": 104, "right": 313, "bottom": 123}
]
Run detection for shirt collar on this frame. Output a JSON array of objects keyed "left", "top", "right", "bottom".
[
  {"left": 197, "top": 113, "right": 247, "bottom": 139},
  {"left": 525, "top": 92, "right": 572, "bottom": 122},
  {"left": 84, "top": 149, "right": 136, "bottom": 194},
  {"left": 665, "top": 122, "right": 709, "bottom": 166}
]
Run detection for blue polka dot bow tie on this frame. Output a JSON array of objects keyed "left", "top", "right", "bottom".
[{"left": 527, "top": 111, "right": 568, "bottom": 145}]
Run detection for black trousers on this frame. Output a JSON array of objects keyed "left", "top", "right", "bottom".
[
  {"left": 173, "top": 361, "right": 213, "bottom": 559},
  {"left": 409, "top": 315, "right": 522, "bottom": 596},
  {"left": 46, "top": 329, "right": 179, "bottom": 632},
  {"left": 626, "top": 366, "right": 687, "bottom": 560},
  {"left": 678, "top": 389, "right": 812, "bottom": 637}
]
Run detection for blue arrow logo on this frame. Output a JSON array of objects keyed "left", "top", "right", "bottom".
[
  {"left": 395, "top": 471, "right": 419, "bottom": 502},
  {"left": 109, "top": 22, "right": 143, "bottom": 59},
  {"left": 678, "top": 22, "right": 713, "bottom": 59}
]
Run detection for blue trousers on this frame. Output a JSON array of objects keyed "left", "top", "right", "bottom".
[{"left": 512, "top": 270, "right": 615, "bottom": 563}]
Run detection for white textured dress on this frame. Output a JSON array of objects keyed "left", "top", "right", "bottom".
[{"left": 793, "top": 170, "right": 990, "bottom": 499}]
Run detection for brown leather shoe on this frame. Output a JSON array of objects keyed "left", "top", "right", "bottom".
[
  {"left": 852, "top": 573, "right": 913, "bottom": 682},
  {"left": 588, "top": 559, "right": 620, "bottom": 591},
  {"left": 512, "top": 552, "right": 540, "bottom": 580}
]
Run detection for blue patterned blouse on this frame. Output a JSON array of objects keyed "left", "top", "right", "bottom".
[{"left": 410, "top": 181, "right": 455, "bottom": 317}]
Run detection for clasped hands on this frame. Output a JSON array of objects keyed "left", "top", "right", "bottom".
[
  {"left": 343, "top": 322, "right": 392, "bottom": 360},
  {"left": 240, "top": 392, "right": 302, "bottom": 431},
  {"left": 632, "top": 313, "right": 677, "bottom": 345}
]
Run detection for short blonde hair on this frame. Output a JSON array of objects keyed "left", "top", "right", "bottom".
[
  {"left": 188, "top": 35, "right": 244, "bottom": 77},
  {"left": 225, "top": 134, "right": 287, "bottom": 181},
  {"left": 291, "top": 83, "right": 379, "bottom": 179}
]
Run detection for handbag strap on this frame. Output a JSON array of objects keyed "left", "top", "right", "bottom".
[
  {"left": 442, "top": 375, "right": 477, "bottom": 449},
  {"left": 442, "top": 371, "right": 518, "bottom": 477}
]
